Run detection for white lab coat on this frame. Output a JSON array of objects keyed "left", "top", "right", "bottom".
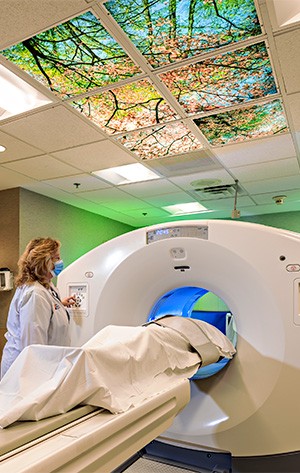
[{"left": 0, "top": 282, "right": 70, "bottom": 378}]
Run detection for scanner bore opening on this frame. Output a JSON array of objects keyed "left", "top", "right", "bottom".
[{"left": 147, "top": 286, "right": 237, "bottom": 379}]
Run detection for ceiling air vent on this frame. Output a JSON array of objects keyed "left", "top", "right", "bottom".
[
  {"left": 193, "top": 183, "right": 238, "bottom": 200},
  {"left": 145, "top": 150, "right": 220, "bottom": 177}
]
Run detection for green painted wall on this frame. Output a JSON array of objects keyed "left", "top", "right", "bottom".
[
  {"left": 19, "top": 188, "right": 134, "bottom": 266},
  {"left": 239, "top": 211, "right": 300, "bottom": 233},
  {"left": 193, "top": 291, "right": 229, "bottom": 312}
]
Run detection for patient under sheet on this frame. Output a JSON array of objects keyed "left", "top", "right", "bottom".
[{"left": 0, "top": 318, "right": 236, "bottom": 428}]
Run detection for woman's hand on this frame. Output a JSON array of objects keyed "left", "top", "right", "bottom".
[{"left": 62, "top": 296, "right": 76, "bottom": 307}]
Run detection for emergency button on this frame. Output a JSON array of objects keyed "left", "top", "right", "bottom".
[{"left": 286, "top": 264, "right": 300, "bottom": 272}]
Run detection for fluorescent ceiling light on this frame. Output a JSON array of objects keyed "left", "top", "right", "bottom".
[
  {"left": 0, "top": 64, "right": 52, "bottom": 120},
  {"left": 163, "top": 202, "right": 208, "bottom": 215},
  {"left": 93, "top": 163, "right": 161, "bottom": 185},
  {"left": 0, "top": 145, "right": 6, "bottom": 152}
]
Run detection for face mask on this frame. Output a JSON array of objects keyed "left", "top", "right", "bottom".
[{"left": 51, "top": 259, "right": 64, "bottom": 277}]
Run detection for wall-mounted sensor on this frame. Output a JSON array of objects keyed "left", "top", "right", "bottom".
[{"left": 272, "top": 195, "right": 287, "bottom": 205}]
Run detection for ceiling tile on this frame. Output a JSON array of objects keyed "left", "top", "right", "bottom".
[
  {"left": 78, "top": 187, "right": 153, "bottom": 211},
  {"left": 80, "top": 205, "right": 136, "bottom": 225},
  {"left": 146, "top": 149, "right": 220, "bottom": 178},
  {"left": 1, "top": 106, "right": 105, "bottom": 152},
  {"left": 42, "top": 174, "right": 111, "bottom": 193},
  {"left": 52, "top": 140, "right": 136, "bottom": 172},
  {"left": 0, "top": 130, "right": 43, "bottom": 162},
  {"left": 120, "top": 207, "right": 173, "bottom": 227},
  {"left": 296, "top": 132, "right": 300, "bottom": 151},
  {"left": 168, "top": 169, "right": 235, "bottom": 190},
  {"left": 241, "top": 200, "right": 300, "bottom": 216},
  {"left": 287, "top": 93, "right": 300, "bottom": 131},
  {"left": 0, "top": 165, "right": 35, "bottom": 190},
  {"left": 123, "top": 207, "right": 170, "bottom": 218},
  {"left": 242, "top": 174, "right": 300, "bottom": 194},
  {"left": 0, "top": 0, "right": 87, "bottom": 50},
  {"left": 275, "top": 29, "right": 300, "bottom": 94},
  {"left": 205, "top": 195, "right": 255, "bottom": 210},
  {"left": 251, "top": 188, "right": 300, "bottom": 205},
  {"left": 214, "top": 134, "right": 297, "bottom": 168},
  {"left": 230, "top": 157, "right": 300, "bottom": 183},
  {"left": 142, "top": 191, "right": 197, "bottom": 206},
  {"left": 270, "top": 0, "right": 300, "bottom": 29},
  {"left": 23, "top": 181, "right": 83, "bottom": 201},
  {"left": 119, "top": 179, "right": 181, "bottom": 198},
  {"left": 23, "top": 182, "right": 126, "bottom": 218},
  {"left": 101, "top": 199, "right": 154, "bottom": 212},
  {"left": 3, "top": 155, "right": 81, "bottom": 180},
  {"left": 78, "top": 187, "right": 129, "bottom": 203}
]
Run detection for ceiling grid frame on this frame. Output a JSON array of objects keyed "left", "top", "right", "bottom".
[{"left": 0, "top": 0, "right": 298, "bottom": 226}]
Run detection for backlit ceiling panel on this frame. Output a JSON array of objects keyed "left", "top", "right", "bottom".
[
  {"left": 194, "top": 99, "right": 287, "bottom": 145},
  {"left": 72, "top": 78, "right": 180, "bottom": 134},
  {"left": 0, "top": 0, "right": 288, "bottom": 159},
  {"left": 159, "top": 42, "right": 277, "bottom": 114},
  {"left": 105, "top": 0, "right": 262, "bottom": 67},
  {"left": 1, "top": 11, "right": 142, "bottom": 97},
  {"left": 116, "top": 121, "right": 204, "bottom": 160}
]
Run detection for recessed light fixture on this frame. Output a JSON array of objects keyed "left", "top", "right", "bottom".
[
  {"left": 0, "top": 145, "right": 6, "bottom": 152},
  {"left": 93, "top": 163, "right": 161, "bottom": 185},
  {"left": 0, "top": 64, "right": 52, "bottom": 120},
  {"left": 163, "top": 202, "right": 209, "bottom": 215}
]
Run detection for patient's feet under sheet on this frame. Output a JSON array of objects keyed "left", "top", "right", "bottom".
[{"left": 0, "top": 324, "right": 201, "bottom": 428}]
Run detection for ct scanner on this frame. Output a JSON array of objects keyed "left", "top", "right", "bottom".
[{"left": 1, "top": 219, "right": 300, "bottom": 472}]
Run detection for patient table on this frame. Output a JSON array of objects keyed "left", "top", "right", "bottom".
[{"left": 0, "top": 380, "right": 189, "bottom": 472}]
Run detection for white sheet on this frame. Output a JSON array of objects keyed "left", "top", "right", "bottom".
[
  {"left": 0, "top": 324, "right": 201, "bottom": 428},
  {"left": 0, "top": 319, "right": 236, "bottom": 429}
]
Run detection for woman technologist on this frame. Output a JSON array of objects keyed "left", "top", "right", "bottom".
[{"left": 0, "top": 237, "right": 74, "bottom": 379}]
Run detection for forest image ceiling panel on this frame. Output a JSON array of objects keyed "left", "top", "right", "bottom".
[
  {"left": 158, "top": 42, "right": 277, "bottom": 114},
  {"left": 0, "top": 0, "right": 288, "bottom": 160},
  {"left": 194, "top": 99, "right": 287, "bottom": 145},
  {"left": 71, "top": 79, "right": 180, "bottom": 134},
  {"left": 116, "top": 121, "right": 204, "bottom": 160},
  {"left": 105, "top": 0, "right": 262, "bottom": 67},
  {"left": 1, "top": 11, "right": 142, "bottom": 97}
]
